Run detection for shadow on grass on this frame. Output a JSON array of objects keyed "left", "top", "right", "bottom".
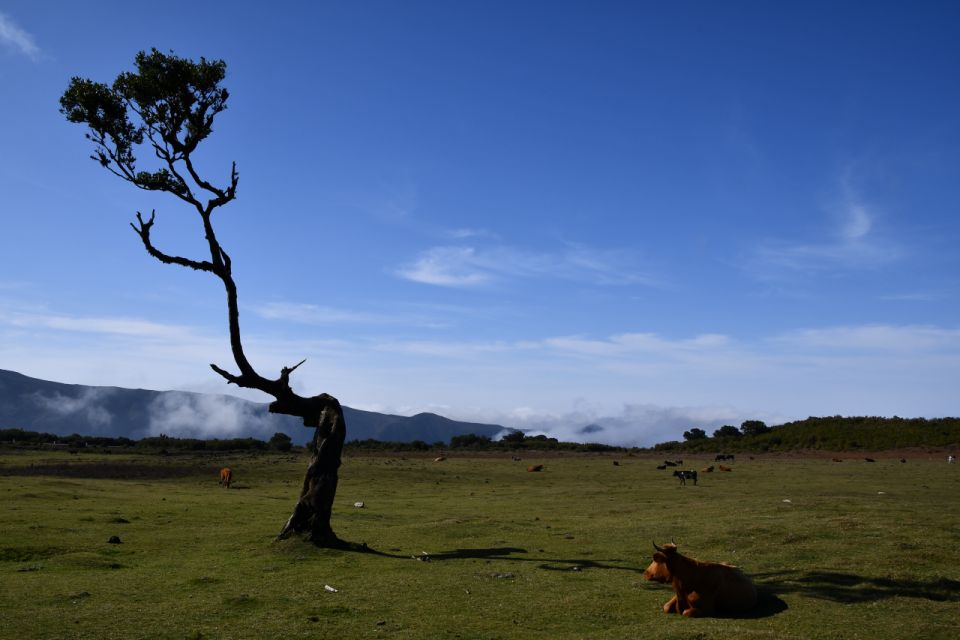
[
  {"left": 754, "top": 570, "right": 960, "bottom": 604},
  {"left": 421, "top": 546, "right": 645, "bottom": 573}
]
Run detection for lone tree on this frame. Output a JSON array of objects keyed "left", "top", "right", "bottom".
[{"left": 60, "top": 49, "right": 348, "bottom": 547}]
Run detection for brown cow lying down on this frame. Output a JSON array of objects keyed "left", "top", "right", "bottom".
[{"left": 643, "top": 542, "right": 756, "bottom": 617}]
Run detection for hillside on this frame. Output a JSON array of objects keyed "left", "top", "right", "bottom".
[
  {"left": 654, "top": 415, "right": 960, "bottom": 453},
  {"left": 0, "top": 369, "right": 504, "bottom": 445}
]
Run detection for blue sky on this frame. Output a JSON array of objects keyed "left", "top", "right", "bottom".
[{"left": 2, "top": 1, "right": 959, "bottom": 445}]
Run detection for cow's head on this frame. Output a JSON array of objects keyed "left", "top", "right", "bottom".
[{"left": 643, "top": 541, "right": 679, "bottom": 582}]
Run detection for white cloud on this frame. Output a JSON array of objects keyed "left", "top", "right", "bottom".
[
  {"left": 255, "top": 302, "right": 407, "bottom": 326},
  {"left": 396, "top": 243, "right": 655, "bottom": 288},
  {"left": 748, "top": 184, "right": 901, "bottom": 278},
  {"left": 31, "top": 388, "right": 114, "bottom": 429},
  {"left": 146, "top": 392, "right": 281, "bottom": 439},
  {"left": 396, "top": 246, "right": 493, "bottom": 287},
  {"left": 772, "top": 324, "right": 960, "bottom": 353},
  {"left": 0, "top": 12, "right": 40, "bottom": 60}
]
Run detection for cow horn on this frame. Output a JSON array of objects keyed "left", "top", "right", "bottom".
[{"left": 653, "top": 541, "right": 663, "bottom": 552}]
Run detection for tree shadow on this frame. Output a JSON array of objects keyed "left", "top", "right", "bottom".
[
  {"left": 753, "top": 570, "right": 960, "bottom": 604},
  {"left": 424, "top": 546, "right": 645, "bottom": 573}
]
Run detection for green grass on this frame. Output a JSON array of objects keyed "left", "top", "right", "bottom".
[{"left": 2, "top": 450, "right": 958, "bottom": 639}]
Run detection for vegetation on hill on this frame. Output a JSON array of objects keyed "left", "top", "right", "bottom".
[
  {"left": 655, "top": 416, "right": 960, "bottom": 453},
  {"left": 3, "top": 415, "right": 958, "bottom": 456}
]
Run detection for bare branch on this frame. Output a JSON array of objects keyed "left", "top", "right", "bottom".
[{"left": 130, "top": 210, "right": 215, "bottom": 273}]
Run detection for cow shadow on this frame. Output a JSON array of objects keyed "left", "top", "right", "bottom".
[
  {"left": 753, "top": 570, "right": 960, "bottom": 604},
  {"left": 714, "top": 588, "right": 789, "bottom": 619}
]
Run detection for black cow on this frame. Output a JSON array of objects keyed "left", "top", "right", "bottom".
[{"left": 673, "top": 469, "right": 698, "bottom": 486}]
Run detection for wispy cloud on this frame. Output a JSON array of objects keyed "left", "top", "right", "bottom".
[
  {"left": 253, "top": 301, "right": 441, "bottom": 328},
  {"left": 446, "top": 228, "right": 500, "bottom": 240},
  {"left": 0, "top": 12, "right": 40, "bottom": 60},
  {"left": 396, "top": 243, "right": 656, "bottom": 288},
  {"left": 748, "top": 185, "right": 901, "bottom": 278},
  {"left": 0, "top": 308, "right": 198, "bottom": 341},
  {"left": 771, "top": 324, "right": 960, "bottom": 353}
]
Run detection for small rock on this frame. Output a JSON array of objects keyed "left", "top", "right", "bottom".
[
  {"left": 354, "top": 501, "right": 365, "bottom": 508},
  {"left": 376, "top": 620, "right": 386, "bottom": 626},
  {"left": 324, "top": 585, "right": 338, "bottom": 593}
]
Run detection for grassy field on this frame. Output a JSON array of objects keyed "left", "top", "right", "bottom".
[{"left": 1, "top": 449, "right": 958, "bottom": 639}]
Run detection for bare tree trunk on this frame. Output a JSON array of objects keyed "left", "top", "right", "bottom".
[{"left": 276, "top": 396, "right": 346, "bottom": 546}]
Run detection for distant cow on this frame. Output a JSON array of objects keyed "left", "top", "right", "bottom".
[
  {"left": 643, "top": 542, "right": 757, "bottom": 617},
  {"left": 715, "top": 454, "right": 735, "bottom": 462},
  {"left": 664, "top": 460, "right": 678, "bottom": 467},
  {"left": 218, "top": 467, "right": 232, "bottom": 488},
  {"left": 613, "top": 460, "right": 620, "bottom": 466},
  {"left": 900, "top": 458, "right": 907, "bottom": 463},
  {"left": 948, "top": 455, "right": 955, "bottom": 464},
  {"left": 656, "top": 464, "right": 667, "bottom": 470},
  {"left": 701, "top": 465, "right": 714, "bottom": 473},
  {"left": 864, "top": 458, "right": 876, "bottom": 463},
  {"left": 718, "top": 465, "right": 732, "bottom": 472},
  {"left": 527, "top": 464, "right": 544, "bottom": 473},
  {"left": 832, "top": 458, "right": 843, "bottom": 462},
  {"left": 673, "top": 470, "right": 698, "bottom": 486},
  {"left": 433, "top": 456, "right": 447, "bottom": 462}
]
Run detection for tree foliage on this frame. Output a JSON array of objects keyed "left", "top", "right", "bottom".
[
  {"left": 713, "top": 425, "right": 742, "bottom": 439},
  {"left": 683, "top": 427, "right": 707, "bottom": 441}
]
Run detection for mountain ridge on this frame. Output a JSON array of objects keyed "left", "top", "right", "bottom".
[{"left": 0, "top": 369, "right": 504, "bottom": 445}]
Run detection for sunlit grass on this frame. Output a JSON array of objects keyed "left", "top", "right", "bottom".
[{"left": 2, "top": 450, "right": 958, "bottom": 639}]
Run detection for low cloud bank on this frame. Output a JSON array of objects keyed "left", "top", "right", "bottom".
[
  {"left": 146, "top": 392, "right": 288, "bottom": 439},
  {"left": 478, "top": 403, "right": 787, "bottom": 448},
  {"left": 31, "top": 388, "right": 114, "bottom": 431}
]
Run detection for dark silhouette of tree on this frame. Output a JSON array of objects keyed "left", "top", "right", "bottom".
[
  {"left": 683, "top": 427, "right": 708, "bottom": 441},
  {"left": 740, "top": 420, "right": 771, "bottom": 437},
  {"left": 60, "top": 49, "right": 348, "bottom": 547},
  {"left": 269, "top": 432, "right": 293, "bottom": 452},
  {"left": 713, "top": 425, "right": 742, "bottom": 439}
]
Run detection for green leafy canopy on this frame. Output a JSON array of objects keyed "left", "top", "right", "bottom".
[{"left": 59, "top": 48, "right": 229, "bottom": 198}]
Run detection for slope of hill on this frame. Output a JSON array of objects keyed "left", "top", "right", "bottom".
[
  {"left": 0, "top": 369, "right": 504, "bottom": 445},
  {"left": 654, "top": 415, "right": 960, "bottom": 452}
]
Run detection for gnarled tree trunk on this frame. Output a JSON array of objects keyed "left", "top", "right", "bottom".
[{"left": 276, "top": 395, "right": 346, "bottom": 545}]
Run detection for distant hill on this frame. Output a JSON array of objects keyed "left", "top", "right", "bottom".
[
  {"left": 0, "top": 369, "right": 504, "bottom": 445},
  {"left": 653, "top": 415, "right": 960, "bottom": 452}
]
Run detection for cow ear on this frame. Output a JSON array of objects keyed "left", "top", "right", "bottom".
[{"left": 653, "top": 552, "right": 666, "bottom": 562}]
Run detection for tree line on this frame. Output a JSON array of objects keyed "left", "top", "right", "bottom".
[
  {"left": 0, "top": 429, "right": 294, "bottom": 453},
  {"left": 655, "top": 416, "right": 960, "bottom": 453}
]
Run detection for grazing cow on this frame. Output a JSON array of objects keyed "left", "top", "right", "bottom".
[
  {"left": 701, "top": 465, "right": 715, "bottom": 473},
  {"left": 219, "top": 467, "right": 232, "bottom": 488},
  {"left": 664, "top": 460, "right": 678, "bottom": 467},
  {"left": 832, "top": 458, "right": 843, "bottom": 462},
  {"left": 643, "top": 542, "right": 757, "bottom": 617},
  {"left": 673, "top": 470, "right": 698, "bottom": 486},
  {"left": 527, "top": 464, "right": 544, "bottom": 473},
  {"left": 718, "top": 465, "right": 732, "bottom": 472},
  {"left": 715, "top": 454, "right": 735, "bottom": 462},
  {"left": 656, "top": 464, "right": 667, "bottom": 470}
]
